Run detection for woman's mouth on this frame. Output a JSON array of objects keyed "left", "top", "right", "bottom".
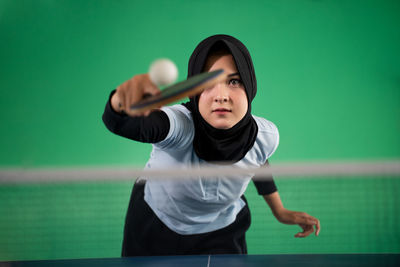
[{"left": 212, "top": 108, "right": 232, "bottom": 114}]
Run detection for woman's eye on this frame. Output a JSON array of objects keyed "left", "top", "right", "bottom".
[{"left": 228, "top": 78, "right": 243, "bottom": 87}]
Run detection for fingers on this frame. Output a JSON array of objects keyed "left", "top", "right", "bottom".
[
  {"left": 142, "top": 75, "right": 161, "bottom": 96},
  {"left": 116, "top": 74, "right": 161, "bottom": 116},
  {"left": 294, "top": 212, "right": 318, "bottom": 226},
  {"left": 315, "top": 218, "right": 321, "bottom": 236},
  {"left": 293, "top": 212, "right": 321, "bottom": 238},
  {"left": 294, "top": 224, "right": 314, "bottom": 238}
]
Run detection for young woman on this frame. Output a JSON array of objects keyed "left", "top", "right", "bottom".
[{"left": 102, "top": 34, "right": 320, "bottom": 256}]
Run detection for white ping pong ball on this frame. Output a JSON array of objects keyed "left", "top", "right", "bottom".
[{"left": 149, "top": 58, "right": 178, "bottom": 86}]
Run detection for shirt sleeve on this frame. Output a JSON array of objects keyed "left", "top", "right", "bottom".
[
  {"left": 102, "top": 90, "right": 170, "bottom": 143},
  {"left": 153, "top": 105, "right": 194, "bottom": 150},
  {"left": 252, "top": 160, "right": 278, "bottom": 195}
]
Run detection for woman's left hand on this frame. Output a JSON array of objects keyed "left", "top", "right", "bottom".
[
  {"left": 263, "top": 192, "right": 321, "bottom": 238},
  {"left": 275, "top": 209, "right": 321, "bottom": 238}
]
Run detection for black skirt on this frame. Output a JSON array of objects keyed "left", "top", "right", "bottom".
[{"left": 121, "top": 180, "right": 251, "bottom": 256}]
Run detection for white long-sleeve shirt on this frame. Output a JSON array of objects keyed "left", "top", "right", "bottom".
[{"left": 143, "top": 104, "right": 279, "bottom": 235}]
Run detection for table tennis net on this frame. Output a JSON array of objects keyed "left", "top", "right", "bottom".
[{"left": 0, "top": 160, "right": 399, "bottom": 261}]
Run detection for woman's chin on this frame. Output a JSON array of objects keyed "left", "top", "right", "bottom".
[{"left": 209, "top": 121, "right": 234, "bottom": 130}]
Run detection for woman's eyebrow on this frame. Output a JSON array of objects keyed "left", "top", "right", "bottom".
[{"left": 227, "top": 72, "right": 240, "bottom": 77}]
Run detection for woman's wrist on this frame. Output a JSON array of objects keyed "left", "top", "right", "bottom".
[{"left": 272, "top": 207, "right": 289, "bottom": 222}]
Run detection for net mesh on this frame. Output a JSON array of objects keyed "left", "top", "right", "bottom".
[{"left": 0, "top": 163, "right": 399, "bottom": 261}]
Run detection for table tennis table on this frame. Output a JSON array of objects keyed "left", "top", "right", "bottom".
[{"left": 2, "top": 254, "right": 399, "bottom": 267}]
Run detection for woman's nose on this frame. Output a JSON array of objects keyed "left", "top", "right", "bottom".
[
  {"left": 212, "top": 83, "right": 229, "bottom": 103},
  {"left": 214, "top": 95, "right": 228, "bottom": 103}
]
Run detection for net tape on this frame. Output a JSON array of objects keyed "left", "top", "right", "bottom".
[{"left": 0, "top": 160, "right": 399, "bottom": 184}]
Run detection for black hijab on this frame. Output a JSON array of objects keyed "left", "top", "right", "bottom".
[{"left": 183, "top": 34, "right": 258, "bottom": 163}]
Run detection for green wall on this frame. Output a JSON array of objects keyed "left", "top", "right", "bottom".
[{"left": 1, "top": 0, "right": 399, "bottom": 261}]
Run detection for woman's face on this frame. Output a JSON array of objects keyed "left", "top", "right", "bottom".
[{"left": 198, "top": 54, "right": 248, "bottom": 129}]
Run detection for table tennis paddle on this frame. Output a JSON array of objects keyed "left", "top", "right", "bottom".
[{"left": 129, "top": 69, "right": 225, "bottom": 113}]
